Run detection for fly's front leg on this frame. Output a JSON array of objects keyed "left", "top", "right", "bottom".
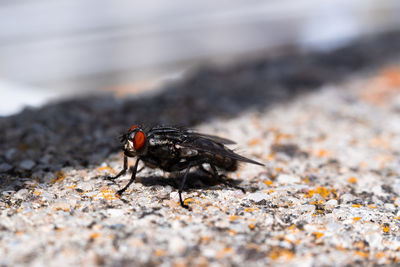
[
  {"left": 116, "top": 158, "right": 140, "bottom": 196},
  {"left": 107, "top": 155, "right": 128, "bottom": 181}
]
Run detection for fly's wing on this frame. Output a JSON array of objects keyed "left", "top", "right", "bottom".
[
  {"left": 179, "top": 133, "right": 264, "bottom": 166},
  {"left": 149, "top": 126, "right": 235, "bottom": 144},
  {"left": 186, "top": 131, "right": 236, "bottom": 145}
]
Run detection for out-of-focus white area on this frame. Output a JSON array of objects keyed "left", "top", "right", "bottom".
[{"left": 0, "top": 0, "right": 399, "bottom": 116}]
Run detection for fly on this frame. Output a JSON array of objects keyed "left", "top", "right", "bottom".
[{"left": 107, "top": 125, "right": 264, "bottom": 208}]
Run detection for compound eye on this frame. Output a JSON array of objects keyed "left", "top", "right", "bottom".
[
  {"left": 128, "top": 125, "right": 139, "bottom": 132},
  {"left": 133, "top": 131, "right": 146, "bottom": 150}
]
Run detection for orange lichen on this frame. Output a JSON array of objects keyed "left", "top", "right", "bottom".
[
  {"left": 33, "top": 190, "right": 42, "bottom": 196},
  {"left": 216, "top": 247, "right": 233, "bottom": 259},
  {"left": 269, "top": 246, "right": 295, "bottom": 261},
  {"left": 353, "top": 217, "right": 361, "bottom": 222},
  {"left": 382, "top": 224, "right": 390, "bottom": 233},
  {"left": 352, "top": 204, "right": 361, "bottom": 208},
  {"left": 376, "top": 252, "right": 385, "bottom": 259},
  {"left": 312, "top": 232, "right": 324, "bottom": 240},
  {"left": 90, "top": 232, "right": 100, "bottom": 239},
  {"left": 248, "top": 138, "right": 261, "bottom": 146},
  {"left": 229, "top": 229, "right": 237, "bottom": 235},
  {"left": 65, "top": 184, "right": 77, "bottom": 190},
  {"left": 354, "top": 251, "right": 369, "bottom": 258},
  {"left": 98, "top": 166, "right": 113, "bottom": 172},
  {"left": 248, "top": 224, "right": 256, "bottom": 230},
  {"left": 183, "top": 198, "right": 195, "bottom": 205},
  {"left": 265, "top": 154, "right": 275, "bottom": 161},
  {"left": 305, "top": 186, "right": 336, "bottom": 200},
  {"left": 244, "top": 207, "right": 258, "bottom": 212},
  {"left": 369, "top": 137, "right": 391, "bottom": 150},
  {"left": 101, "top": 188, "right": 115, "bottom": 200},
  {"left": 348, "top": 177, "right": 358, "bottom": 184},
  {"left": 359, "top": 65, "right": 400, "bottom": 105},
  {"left": 154, "top": 249, "right": 165, "bottom": 257},
  {"left": 263, "top": 180, "right": 274, "bottom": 186},
  {"left": 316, "top": 149, "right": 331, "bottom": 158},
  {"left": 52, "top": 171, "right": 66, "bottom": 184},
  {"left": 229, "top": 215, "right": 240, "bottom": 221},
  {"left": 54, "top": 207, "right": 70, "bottom": 212}
]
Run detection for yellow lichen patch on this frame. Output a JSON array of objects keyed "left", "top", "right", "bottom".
[
  {"left": 229, "top": 229, "right": 237, "bottom": 235},
  {"left": 65, "top": 184, "right": 76, "bottom": 190},
  {"left": 375, "top": 154, "right": 393, "bottom": 166},
  {"left": 368, "top": 204, "right": 376, "bottom": 209},
  {"left": 89, "top": 232, "right": 100, "bottom": 240},
  {"left": 348, "top": 177, "right": 358, "bottom": 184},
  {"left": 305, "top": 186, "right": 336, "bottom": 200},
  {"left": 376, "top": 252, "right": 385, "bottom": 259},
  {"left": 382, "top": 224, "right": 390, "bottom": 233},
  {"left": 310, "top": 200, "right": 325, "bottom": 205},
  {"left": 273, "top": 132, "right": 293, "bottom": 143},
  {"left": 269, "top": 246, "right": 295, "bottom": 261},
  {"left": 353, "top": 241, "right": 366, "bottom": 250},
  {"left": 263, "top": 180, "right": 273, "bottom": 186},
  {"left": 216, "top": 247, "right": 233, "bottom": 259},
  {"left": 315, "top": 149, "right": 331, "bottom": 158},
  {"left": 244, "top": 207, "right": 258, "bottom": 212},
  {"left": 54, "top": 207, "right": 70, "bottom": 212},
  {"left": 265, "top": 154, "right": 275, "bottom": 161},
  {"left": 33, "top": 190, "right": 42, "bottom": 196},
  {"left": 183, "top": 198, "right": 195, "bottom": 205},
  {"left": 98, "top": 166, "right": 113, "bottom": 172},
  {"left": 101, "top": 188, "right": 116, "bottom": 200},
  {"left": 200, "top": 236, "right": 212, "bottom": 243},
  {"left": 353, "top": 217, "right": 361, "bottom": 222},
  {"left": 354, "top": 251, "right": 369, "bottom": 258},
  {"left": 248, "top": 138, "right": 261, "bottom": 146},
  {"left": 352, "top": 204, "right": 362, "bottom": 208},
  {"left": 229, "top": 215, "right": 240, "bottom": 221},
  {"left": 369, "top": 137, "right": 391, "bottom": 150},
  {"left": 154, "top": 249, "right": 165, "bottom": 257},
  {"left": 52, "top": 171, "right": 66, "bottom": 184},
  {"left": 312, "top": 232, "right": 324, "bottom": 240}
]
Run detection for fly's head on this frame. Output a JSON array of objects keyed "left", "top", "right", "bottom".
[{"left": 121, "top": 125, "right": 148, "bottom": 157}]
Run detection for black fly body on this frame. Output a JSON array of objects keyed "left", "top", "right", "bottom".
[{"left": 107, "top": 125, "right": 264, "bottom": 208}]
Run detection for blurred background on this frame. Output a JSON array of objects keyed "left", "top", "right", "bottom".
[{"left": 0, "top": 0, "right": 399, "bottom": 116}]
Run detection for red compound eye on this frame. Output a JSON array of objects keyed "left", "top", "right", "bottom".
[
  {"left": 128, "top": 125, "right": 139, "bottom": 132},
  {"left": 133, "top": 131, "right": 146, "bottom": 150}
]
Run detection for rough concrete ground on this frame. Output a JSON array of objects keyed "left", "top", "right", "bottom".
[{"left": 1, "top": 32, "right": 400, "bottom": 266}]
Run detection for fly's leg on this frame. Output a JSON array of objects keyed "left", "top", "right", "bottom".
[
  {"left": 107, "top": 156, "right": 128, "bottom": 181},
  {"left": 179, "top": 165, "right": 193, "bottom": 209},
  {"left": 209, "top": 164, "right": 245, "bottom": 193},
  {"left": 116, "top": 158, "right": 140, "bottom": 196}
]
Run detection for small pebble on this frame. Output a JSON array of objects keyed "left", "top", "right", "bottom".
[{"left": 19, "top": 160, "right": 36, "bottom": 170}]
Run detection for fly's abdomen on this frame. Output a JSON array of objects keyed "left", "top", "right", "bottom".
[{"left": 205, "top": 152, "right": 238, "bottom": 172}]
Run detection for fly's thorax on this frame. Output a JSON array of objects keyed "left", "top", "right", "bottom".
[{"left": 174, "top": 144, "right": 198, "bottom": 158}]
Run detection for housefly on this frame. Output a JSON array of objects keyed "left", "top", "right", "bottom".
[{"left": 107, "top": 125, "right": 264, "bottom": 208}]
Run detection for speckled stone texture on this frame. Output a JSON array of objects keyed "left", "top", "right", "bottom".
[{"left": 1, "top": 32, "right": 400, "bottom": 266}]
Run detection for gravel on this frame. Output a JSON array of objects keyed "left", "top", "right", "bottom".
[{"left": 1, "top": 31, "right": 400, "bottom": 266}]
